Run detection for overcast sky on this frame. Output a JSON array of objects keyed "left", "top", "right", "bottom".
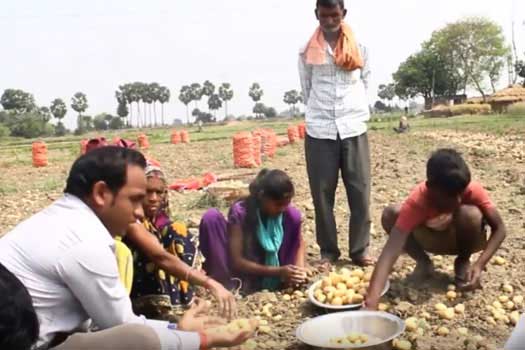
[{"left": 1, "top": 0, "right": 524, "bottom": 128}]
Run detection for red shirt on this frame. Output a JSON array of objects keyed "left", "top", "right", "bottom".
[{"left": 395, "top": 181, "right": 495, "bottom": 233}]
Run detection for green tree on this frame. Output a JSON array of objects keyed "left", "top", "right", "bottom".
[
  {"left": 393, "top": 47, "right": 461, "bottom": 109},
  {"left": 218, "top": 83, "right": 234, "bottom": 119},
  {"left": 117, "top": 101, "right": 129, "bottom": 121},
  {"left": 109, "top": 116, "right": 125, "bottom": 130},
  {"left": 158, "top": 86, "right": 170, "bottom": 125},
  {"left": 50, "top": 98, "right": 67, "bottom": 122},
  {"left": 249, "top": 83, "right": 264, "bottom": 103},
  {"left": 0, "top": 89, "right": 36, "bottom": 113},
  {"left": 179, "top": 85, "right": 193, "bottom": 124},
  {"left": 93, "top": 114, "right": 110, "bottom": 131},
  {"left": 190, "top": 83, "right": 203, "bottom": 110},
  {"left": 263, "top": 106, "right": 277, "bottom": 119},
  {"left": 202, "top": 81, "right": 215, "bottom": 97},
  {"left": 8, "top": 112, "right": 47, "bottom": 138},
  {"left": 71, "top": 92, "right": 88, "bottom": 132},
  {"left": 377, "top": 84, "right": 396, "bottom": 106},
  {"left": 148, "top": 82, "right": 161, "bottom": 126},
  {"left": 207, "top": 94, "right": 222, "bottom": 118},
  {"left": 142, "top": 84, "right": 153, "bottom": 127},
  {"left": 253, "top": 102, "right": 266, "bottom": 118},
  {"left": 283, "top": 90, "right": 302, "bottom": 116},
  {"left": 38, "top": 106, "right": 52, "bottom": 129},
  {"left": 429, "top": 17, "right": 510, "bottom": 100}
]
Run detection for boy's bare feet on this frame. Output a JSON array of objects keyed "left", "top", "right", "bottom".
[{"left": 407, "top": 260, "right": 435, "bottom": 282}]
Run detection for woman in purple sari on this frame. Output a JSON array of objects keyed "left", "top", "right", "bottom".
[{"left": 199, "top": 169, "right": 307, "bottom": 293}]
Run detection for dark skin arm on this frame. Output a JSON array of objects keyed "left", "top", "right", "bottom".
[
  {"left": 126, "top": 223, "right": 236, "bottom": 318},
  {"left": 294, "top": 234, "right": 306, "bottom": 268},
  {"left": 229, "top": 224, "right": 307, "bottom": 285},
  {"left": 364, "top": 227, "right": 407, "bottom": 310},
  {"left": 466, "top": 207, "right": 506, "bottom": 288}
]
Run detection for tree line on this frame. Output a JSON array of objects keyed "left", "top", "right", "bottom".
[{"left": 375, "top": 17, "right": 525, "bottom": 110}]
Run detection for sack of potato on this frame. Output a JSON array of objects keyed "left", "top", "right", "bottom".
[{"left": 312, "top": 268, "right": 372, "bottom": 306}]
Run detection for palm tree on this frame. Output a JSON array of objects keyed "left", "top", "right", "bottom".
[
  {"left": 142, "top": 84, "right": 153, "bottom": 127},
  {"left": 148, "top": 83, "right": 161, "bottom": 126},
  {"left": 208, "top": 94, "right": 222, "bottom": 119},
  {"left": 190, "top": 83, "right": 203, "bottom": 110},
  {"left": 218, "top": 83, "right": 234, "bottom": 119},
  {"left": 179, "top": 85, "right": 193, "bottom": 124},
  {"left": 158, "top": 86, "right": 170, "bottom": 126},
  {"left": 71, "top": 92, "right": 89, "bottom": 131},
  {"left": 202, "top": 80, "right": 215, "bottom": 112}
]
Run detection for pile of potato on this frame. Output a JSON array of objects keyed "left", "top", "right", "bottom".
[
  {"left": 484, "top": 283, "right": 523, "bottom": 326},
  {"left": 313, "top": 268, "right": 372, "bottom": 306},
  {"left": 207, "top": 318, "right": 259, "bottom": 350},
  {"left": 330, "top": 332, "right": 376, "bottom": 347}
]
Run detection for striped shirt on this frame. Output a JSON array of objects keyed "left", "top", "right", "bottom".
[{"left": 299, "top": 42, "right": 371, "bottom": 140}]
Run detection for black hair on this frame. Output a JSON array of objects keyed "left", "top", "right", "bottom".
[
  {"left": 241, "top": 169, "right": 295, "bottom": 256},
  {"left": 0, "top": 264, "right": 39, "bottom": 350},
  {"left": 316, "top": 0, "right": 345, "bottom": 9},
  {"left": 65, "top": 146, "right": 147, "bottom": 199},
  {"left": 426, "top": 149, "right": 471, "bottom": 195}
]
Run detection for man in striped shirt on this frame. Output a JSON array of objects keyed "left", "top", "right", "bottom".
[{"left": 299, "top": 0, "right": 373, "bottom": 266}]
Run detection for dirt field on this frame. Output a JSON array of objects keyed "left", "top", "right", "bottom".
[{"left": 0, "top": 126, "right": 524, "bottom": 349}]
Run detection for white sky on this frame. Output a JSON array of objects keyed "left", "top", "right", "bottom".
[{"left": 1, "top": 0, "right": 524, "bottom": 128}]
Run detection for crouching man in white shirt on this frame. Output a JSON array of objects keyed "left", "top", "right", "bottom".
[{"left": 0, "top": 146, "right": 254, "bottom": 350}]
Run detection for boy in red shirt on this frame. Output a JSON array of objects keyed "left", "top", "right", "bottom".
[{"left": 365, "top": 149, "right": 506, "bottom": 310}]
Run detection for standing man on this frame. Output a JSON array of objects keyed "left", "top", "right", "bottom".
[{"left": 299, "top": 0, "right": 374, "bottom": 266}]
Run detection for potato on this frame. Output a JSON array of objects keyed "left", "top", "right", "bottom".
[
  {"left": 293, "top": 290, "right": 304, "bottom": 298},
  {"left": 437, "top": 327, "right": 449, "bottom": 336},
  {"left": 485, "top": 316, "right": 497, "bottom": 325},
  {"left": 493, "top": 256, "right": 506, "bottom": 266},
  {"left": 351, "top": 269, "right": 365, "bottom": 279},
  {"left": 258, "top": 325, "right": 271, "bottom": 334},
  {"left": 339, "top": 268, "right": 351, "bottom": 276},
  {"left": 347, "top": 333, "right": 360, "bottom": 343},
  {"left": 493, "top": 301, "right": 503, "bottom": 309},
  {"left": 316, "top": 293, "right": 327, "bottom": 303},
  {"left": 346, "top": 276, "right": 361, "bottom": 288},
  {"left": 506, "top": 301, "right": 515, "bottom": 310},
  {"left": 336, "top": 283, "right": 347, "bottom": 291},
  {"left": 323, "top": 286, "right": 336, "bottom": 294},
  {"left": 272, "top": 315, "right": 282, "bottom": 321},
  {"left": 438, "top": 308, "right": 455, "bottom": 320},
  {"left": 329, "top": 272, "right": 343, "bottom": 285},
  {"left": 358, "top": 288, "right": 367, "bottom": 296},
  {"left": 334, "top": 289, "right": 346, "bottom": 298},
  {"left": 282, "top": 294, "right": 291, "bottom": 301},
  {"left": 405, "top": 317, "right": 419, "bottom": 332},
  {"left": 498, "top": 295, "right": 510, "bottom": 303},
  {"left": 352, "top": 294, "right": 364, "bottom": 304},
  {"left": 326, "top": 292, "right": 334, "bottom": 303},
  {"left": 513, "top": 295, "right": 524, "bottom": 305},
  {"left": 435, "top": 303, "right": 447, "bottom": 312},
  {"left": 457, "top": 327, "right": 468, "bottom": 336},
  {"left": 447, "top": 284, "right": 456, "bottom": 292},
  {"left": 378, "top": 303, "right": 390, "bottom": 312},
  {"left": 446, "top": 291, "right": 457, "bottom": 300},
  {"left": 454, "top": 304, "right": 465, "bottom": 313},
  {"left": 331, "top": 297, "right": 344, "bottom": 306},
  {"left": 394, "top": 339, "right": 412, "bottom": 350},
  {"left": 420, "top": 312, "right": 431, "bottom": 320},
  {"left": 503, "top": 284, "right": 514, "bottom": 293},
  {"left": 321, "top": 277, "right": 332, "bottom": 288}
]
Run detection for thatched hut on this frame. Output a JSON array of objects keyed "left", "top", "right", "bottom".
[{"left": 487, "top": 85, "right": 525, "bottom": 113}]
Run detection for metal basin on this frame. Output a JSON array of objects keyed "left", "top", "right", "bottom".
[{"left": 296, "top": 311, "right": 405, "bottom": 350}]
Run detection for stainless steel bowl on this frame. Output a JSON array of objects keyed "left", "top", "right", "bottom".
[{"left": 296, "top": 311, "right": 405, "bottom": 349}]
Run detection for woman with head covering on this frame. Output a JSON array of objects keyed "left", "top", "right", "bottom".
[{"left": 124, "top": 162, "right": 236, "bottom": 320}]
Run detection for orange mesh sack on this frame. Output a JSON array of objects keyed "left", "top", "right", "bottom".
[
  {"left": 261, "top": 129, "right": 277, "bottom": 158},
  {"left": 298, "top": 123, "right": 306, "bottom": 139},
  {"left": 137, "top": 134, "right": 150, "bottom": 149},
  {"left": 233, "top": 132, "right": 257, "bottom": 168},
  {"left": 32, "top": 141, "right": 48, "bottom": 167},
  {"left": 180, "top": 130, "right": 190, "bottom": 144},
  {"left": 80, "top": 139, "right": 88, "bottom": 155},
  {"left": 252, "top": 134, "right": 262, "bottom": 166},
  {"left": 171, "top": 130, "right": 181, "bottom": 144},
  {"left": 287, "top": 125, "right": 299, "bottom": 144}
]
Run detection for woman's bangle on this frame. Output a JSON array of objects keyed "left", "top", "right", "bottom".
[
  {"left": 184, "top": 268, "right": 193, "bottom": 282},
  {"left": 199, "top": 331, "right": 208, "bottom": 350}
]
